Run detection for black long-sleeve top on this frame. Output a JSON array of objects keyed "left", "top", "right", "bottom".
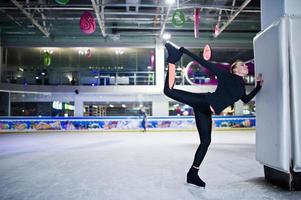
[{"left": 180, "top": 47, "right": 261, "bottom": 115}]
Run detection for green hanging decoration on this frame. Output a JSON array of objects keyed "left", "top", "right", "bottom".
[
  {"left": 172, "top": 9, "right": 185, "bottom": 27},
  {"left": 55, "top": 0, "right": 70, "bottom": 5},
  {"left": 43, "top": 52, "right": 51, "bottom": 66}
]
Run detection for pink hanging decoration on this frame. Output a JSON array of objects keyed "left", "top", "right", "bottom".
[
  {"left": 203, "top": 44, "right": 212, "bottom": 61},
  {"left": 150, "top": 50, "right": 155, "bottom": 69},
  {"left": 80, "top": 11, "right": 96, "bottom": 34},
  {"left": 194, "top": 8, "right": 200, "bottom": 38}
]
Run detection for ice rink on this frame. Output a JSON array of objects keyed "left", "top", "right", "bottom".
[{"left": 0, "top": 130, "right": 300, "bottom": 200}]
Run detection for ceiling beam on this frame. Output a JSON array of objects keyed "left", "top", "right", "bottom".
[
  {"left": 0, "top": 5, "right": 260, "bottom": 13},
  {"left": 10, "top": 0, "right": 50, "bottom": 37},
  {"left": 0, "top": 10, "right": 24, "bottom": 28},
  {"left": 214, "top": 0, "right": 252, "bottom": 38},
  {"left": 231, "top": 0, "right": 236, "bottom": 15},
  {"left": 91, "top": 0, "right": 106, "bottom": 37}
]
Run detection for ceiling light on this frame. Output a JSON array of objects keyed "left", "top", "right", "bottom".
[
  {"left": 166, "top": 0, "right": 175, "bottom": 4},
  {"left": 162, "top": 32, "right": 171, "bottom": 40},
  {"left": 115, "top": 49, "right": 124, "bottom": 55}
]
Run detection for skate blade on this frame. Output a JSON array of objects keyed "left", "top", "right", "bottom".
[
  {"left": 185, "top": 182, "right": 206, "bottom": 189},
  {"left": 166, "top": 41, "right": 180, "bottom": 50}
]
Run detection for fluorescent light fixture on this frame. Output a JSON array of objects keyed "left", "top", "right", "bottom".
[
  {"left": 166, "top": 0, "right": 175, "bottom": 4},
  {"left": 115, "top": 49, "right": 124, "bottom": 55},
  {"left": 18, "top": 67, "right": 24, "bottom": 72},
  {"left": 43, "top": 49, "right": 55, "bottom": 54},
  {"left": 109, "top": 104, "right": 114, "bottom": 108},
  {"left": 35, "top": 76, "right": 39, "bottom": 79}
]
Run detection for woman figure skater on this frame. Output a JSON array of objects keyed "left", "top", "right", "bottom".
[{"left": 163, "top": 42, "right": 263, "bottom": 188}]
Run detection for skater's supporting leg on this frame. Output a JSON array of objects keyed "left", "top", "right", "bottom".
[
  {"left": 193, "top": 109, "right": 212, "bottom": 167},
  {"left": 186, "top": 108, "right": 212, "bottom": 188}
]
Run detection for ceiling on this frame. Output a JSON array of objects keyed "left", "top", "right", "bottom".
[{"left": 0, "top": 0, "right": 260, "bottom": 61}]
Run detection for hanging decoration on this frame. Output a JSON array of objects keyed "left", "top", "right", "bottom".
[
  {"left": 172, "top": 9, "right": 185, "bottom": 27},
  {"left": 43, "top": 52, "right": 51, "bottom": 66},
  {"left": 214, "top": 23, "right": 220, "bottom": 37},
  {"left": 203, "top": 44, "right": 212, "bottom": 61},
  {"left": 150, "top": 50, "right": 155, "bottom": 69},
  {"left": 194, "top": 8, "right": 200, "bottom": 38},
  {"left": 54, "top": 0, "right": 70, "bottom": 5},
  {"left": 80, "top": 11, "right": 96, "bottom": 35}
]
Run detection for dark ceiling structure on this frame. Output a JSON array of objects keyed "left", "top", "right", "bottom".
[{"left": 0, "top": 0, "right": 260, "bottom": 61}]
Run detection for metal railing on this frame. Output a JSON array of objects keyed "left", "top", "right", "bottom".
[{"left": 2, "top": 71, "right": 155, "bottom": 86}]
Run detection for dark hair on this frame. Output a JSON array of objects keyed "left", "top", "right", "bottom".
[{"left": 230, "top": 60, "right": 243, "bottom": 73}]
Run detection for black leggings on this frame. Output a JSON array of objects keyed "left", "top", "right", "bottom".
[{"left": 163, "top": 71, "right": 212, "bottom": 167}]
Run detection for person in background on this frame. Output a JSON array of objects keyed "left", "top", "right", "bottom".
[{"left": 139, "top": 107, "right": 147, "bottom": 132}]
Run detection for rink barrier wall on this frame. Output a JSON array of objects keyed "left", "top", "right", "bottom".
[{"left": 0, "top": 116, "right": 255, "bottom": 133}]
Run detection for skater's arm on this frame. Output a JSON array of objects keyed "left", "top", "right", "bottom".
[
  {"left": 241, "top": 74, "right": 263, "bottom": 103},
  {"left": 179, "top": 47, "right": 226, "bottom": 76},
  {"left": 241, "top": 82, "right": 262, "bottom": 103}
]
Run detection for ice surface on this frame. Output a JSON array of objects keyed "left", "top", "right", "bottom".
[{"left": 0, "top": 131, "right": 300, "bottom": 200}]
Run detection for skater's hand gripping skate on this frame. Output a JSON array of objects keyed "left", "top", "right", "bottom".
[{"left": 165, "top": 41, "right": 183, "bottom": 64}]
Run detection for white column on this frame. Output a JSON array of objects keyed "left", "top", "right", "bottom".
[
  {"left": 74, "top": 95, "right": 84, "bottom": 117},
  {"left": 152, "top": 97, "right": 169, "bottom": 116},
  {"left": 155, "top": 38, "right": 165, "bottom": 90}
]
